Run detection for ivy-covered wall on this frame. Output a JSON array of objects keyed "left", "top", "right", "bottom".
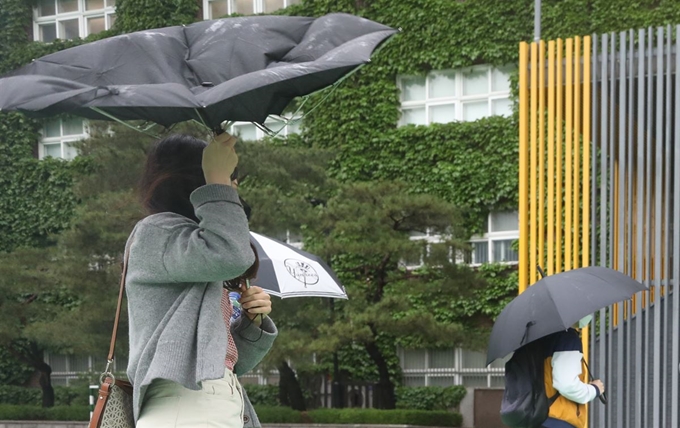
[
  {"left": 1, "top": 0, "right": 680, "bottom": 392},
  {"left": 3, "top": 0, "right": 680, "bottom": 250},
  {"left": 1, "top": 0, "right": 679, "bottom": 347}
]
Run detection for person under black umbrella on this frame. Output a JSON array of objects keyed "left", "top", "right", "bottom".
[
  {"left": 487, "top": 266, "right": 647, "bottom": 364},
  {"left": 537, "top": 314, "right": 605, "bottom": 428},
  {"left": 489, "top": 266, "right": 645, "bottom": 428}
]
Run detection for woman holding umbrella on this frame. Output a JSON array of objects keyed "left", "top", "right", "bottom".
[{"left": 124, "top": 132, "right": 277, "bottom": 428}]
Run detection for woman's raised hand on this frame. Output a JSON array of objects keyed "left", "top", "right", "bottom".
[{"left": 203, "top": 132, "right": 238, "bottom": 186}]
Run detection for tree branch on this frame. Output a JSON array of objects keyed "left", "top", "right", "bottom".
[{"left": 372, "top": 253, "right": 392, "bottom": 303}]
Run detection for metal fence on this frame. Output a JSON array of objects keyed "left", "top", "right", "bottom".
[
  {"left": 519, "top": 25, "right": 679, "bottom": 428},
  {"left": 589, "top": 27, "right": 680, "bottom": 428}
]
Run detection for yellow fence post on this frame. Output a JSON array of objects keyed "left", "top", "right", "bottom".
[
  {"left": 547, "top": 41, "right": 556, "bottom": 275},
  {"left": 519, "top": 42, "right": 529, "bottom": 294},
  {"left": 530, "top": 42, "right": 539, "bottom": 287}
]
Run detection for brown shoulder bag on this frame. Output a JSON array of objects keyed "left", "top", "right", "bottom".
[{"left": 89, "top": 241, "right": 135, "bottom": 428}]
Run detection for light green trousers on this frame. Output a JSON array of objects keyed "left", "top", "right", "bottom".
[{"left": 137, "top": 369, "right": 244, "bottom": 428}]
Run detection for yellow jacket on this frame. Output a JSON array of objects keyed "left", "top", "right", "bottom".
[{"left": 542, "top": 329, "right": 598, "bottom": 428}]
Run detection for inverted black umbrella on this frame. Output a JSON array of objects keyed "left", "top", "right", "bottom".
[
  {"left": 0, "top": 13, "right": 397, "bottom": 130},
  {"left": 486, "top": 266, "right": 647, "bottom": 365},
  {"left": 248, "top": 232, "right": 347, "bottom": 299}
]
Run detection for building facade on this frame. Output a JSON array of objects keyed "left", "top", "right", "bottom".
[{"left": 24, "top": 0, "right": 519, "bottom": 391}]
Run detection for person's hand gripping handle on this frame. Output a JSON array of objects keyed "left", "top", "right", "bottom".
[{"left": 203, "top": 132, "right": 238, "bottom": 187}]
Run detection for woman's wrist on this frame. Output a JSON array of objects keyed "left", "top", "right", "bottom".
[{"left": 248, "top": 313, "right": 266, "bottom": 326}]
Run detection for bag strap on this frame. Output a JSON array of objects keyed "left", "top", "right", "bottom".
[
  {"left": 103, "top": 233, "right": 134, "bottom": 376},
  {"left": 89, "top": 382, "right": 112, "bottom": 428}
]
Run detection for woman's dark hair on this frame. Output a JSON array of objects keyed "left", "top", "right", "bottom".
[
  {"left": 139, "top": 134, "right": 207, "bottom": 223},
  {"left": 224, "top": 243, "right": 260, "bottom": 290},
  {"left": 140, "top": 134, "right": 260, "bottom": 285}
]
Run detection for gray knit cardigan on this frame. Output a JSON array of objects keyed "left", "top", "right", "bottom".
[{"left": 124, "top": 184, "right": 277, "bottom": 427}]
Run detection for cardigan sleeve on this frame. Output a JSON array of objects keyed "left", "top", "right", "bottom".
[{"left": 130, "top": 184, "right": 254, "bottom": 284}]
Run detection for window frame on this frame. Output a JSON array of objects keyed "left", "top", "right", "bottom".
[
  {"left": 468, "top": 211, "right": 520, "bottom": 266},
  {"left": 398, "top": 65, "right": 514, "bottom": 127},
  {"left": 401, "top": 229, "right": 446, "bottom": 269},
  {"left": 403, "top": 212, "right": 519, "bottom": 268},
  {"left": 398, "top": 347, "right": 506, "bottom": 388},
  {"left": 203, "top": 0, "right": 299, "bottom": 19},
  {"left": 39, "top": 117, "right": 89, "bottom": 160},
  {"left": 229, "top": 115, "right": 302, "bottom": 141},
  {"left": 33, "top": 0, "right": 116, "bottom": 42}
]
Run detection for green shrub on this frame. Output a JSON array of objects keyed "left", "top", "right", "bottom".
[
  {"left": 0, "top": 405, "right": 45, "bottom": 420},
  {"left": 46, "top": 405, "right": 90, "bottom": 421},
  {"left": 0, "top": 386, "right": 40, "bottom": 406},
  {"left": 243, "top": 384, "right": 279, "bottom": 406},
  {"left": 396, "top": 386, "right": 467, "bottom": 410},
  {"left": 308, "top": 408, "right": 463, "bottom": 427},
  {"left": 253, "top": 405, "right": 304, "bottom": 423},
  {"left": 0, "top": 385, "right": 90, "bottom": 406},
  {"left": 0, "top": 404, "right": 461, "bottom": 426},
  {"left": 55, "top": 386, "right": 90, "bottom": 406},
  {"left": 0, "top": 405, "right": 89, "bottom": 421}
]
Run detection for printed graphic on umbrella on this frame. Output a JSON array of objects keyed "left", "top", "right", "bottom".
[
  {"left": 0, "top": 13, "right": 397, "bottom": 133},
  {"left": 248, "top": 232, "right": 347, "bottom": 300},
  {"left": 486, "top": 266, "right": 647, "bottom": 365}
]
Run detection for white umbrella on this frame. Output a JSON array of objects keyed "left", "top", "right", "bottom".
[{"left": 249, "top": 232, "right": 347, "bottom": 299}]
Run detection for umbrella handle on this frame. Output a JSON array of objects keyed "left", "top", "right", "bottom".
[
  {"left": 537, "top": 265, "right": 546, "bottom": 278},
  {"left": 583, "top": 358, "right": 607, "bottom": 405}
]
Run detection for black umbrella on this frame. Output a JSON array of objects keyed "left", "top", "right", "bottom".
[
  {"left": 0, "top": 14, "right": 396, "bottom": 130},
  {"left": 486, "top": 266, "right": 647, "bottom": 365}
]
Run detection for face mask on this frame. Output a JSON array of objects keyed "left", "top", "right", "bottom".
[{"left": 578, "top": 315, "right": 593, "bottom": 329}]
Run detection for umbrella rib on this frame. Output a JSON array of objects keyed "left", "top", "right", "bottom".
[
  {"left": 89, "top": 107, "right": 160, "bottom": 138},
  {"left": 193, "top": 108, "right": 211, "bottom": 131}
]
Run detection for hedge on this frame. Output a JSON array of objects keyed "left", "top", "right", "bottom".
[
  {"left": 243, "top": 384, "right": 279, "bottom": 407},
  {"left": 305, "top": 408, "right": 462, "bottom": 427},
  {"left": 395, "top": 386, "right": 467, "bottom": 411},
  {"left": 0, "top": 404, "right": 462, "bottom": 426},
  {"left": 0, "top": 385, "right": 89, "bottom": 406},
  {"left": 253, "top": 406, "right": 305, "bottom": 424},
  {"left": 0, "top": 405, "right": 89, "bottom": 421},
  {"left": 243, "top": 384, "right": 469, "bottom": 412}
]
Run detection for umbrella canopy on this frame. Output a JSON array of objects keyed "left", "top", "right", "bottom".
[
  {"left": 0, "top": 14, "right": 397, "bottom": 128},
  {"left": 486, "top": 267, "right": 646, "bottom": 365},
  {"left": 249, "top": 232, "right": 347, "bottom": 299}
]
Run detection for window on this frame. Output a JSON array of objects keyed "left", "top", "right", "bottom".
[
  {"left": 398, "top": 65, "right": 513, "bottom": 126},
  {"left": 39, "top": 117, "right": 87, "bottom": 160},
  {"left": 34, "top": 0, "right": 116, "bottom": 42},
  {"left": 203, "top": 0, "right": 300, "bottom": 18},
  {"left": 45, "top": 351, "right": 127, "bottom": 386},
  {"left": 402, "top": 212, "right": 518, "bottom": 268},
  {"left": 273, "top": 230, "right": 303, "bottom": 249},
  {"left": 229, "top": 116, "right": 301, "bottom": 141},
  {"left": 468, "top": 211, "right": 519, "bottom": 265},
  {"left": 398, "top": 347, "right": 506, "bottom": 388},
  {"left": 401, "top": 229, "right": 448, "bottom": 269}
]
